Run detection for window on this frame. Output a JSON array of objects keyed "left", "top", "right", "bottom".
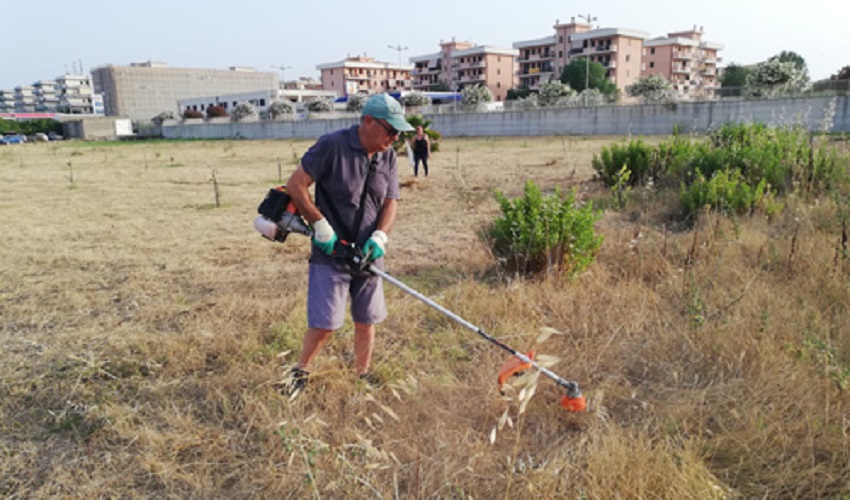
[
  {"left": 650, "top": 48, "right": 655, "bottom": 55},
  {"left": 626, "top": 55, "right": 630, "bottom": 62},
  {"left": 649, "top": 62, "right": 655, "bottom": 69},
  {"left": 260, "top": 99, "right": 266, "bottom": 106},
  {"left": 559, "top": 35, "right": 564, "bottom": 43}
]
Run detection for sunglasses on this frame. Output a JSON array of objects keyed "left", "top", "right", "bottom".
[{"left": 375, "top": 118, "right": 399, "bottom": 137}]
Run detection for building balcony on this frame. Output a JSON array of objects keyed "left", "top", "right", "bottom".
[
  {"left": 595, "top": 44, "right": 617, "bottom": 53},
  {"left": 673, "top": 52, "right": 694, "bottom": 60},
  {"left": 673, "top": 67, "right": 692, "bottom": 74}
]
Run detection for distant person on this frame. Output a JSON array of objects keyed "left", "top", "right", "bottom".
[
  {"left": 409, "top": 125, "right": 431, "bottom": 177},
  {"left": 283, "top": 94, "right": 414, "bottom": 397}
]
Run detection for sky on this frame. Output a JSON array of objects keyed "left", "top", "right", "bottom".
[{"left": 2, "top": 0, "right": 848, "bottom": 90}]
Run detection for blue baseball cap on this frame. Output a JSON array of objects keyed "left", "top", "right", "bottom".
[{"left": 362, "top": 94, "right": 414, "bottom": 132}]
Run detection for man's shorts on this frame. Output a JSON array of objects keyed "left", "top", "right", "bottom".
[{"left": 307, "top": 263, "right": 387, "bottom": 330}]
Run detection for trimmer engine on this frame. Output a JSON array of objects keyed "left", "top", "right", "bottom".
[{"left": 253, "top": 186, "right": 312, "bottom": 242}]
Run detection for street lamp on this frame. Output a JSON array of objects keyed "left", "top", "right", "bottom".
[
  {"left": 387, "top": 44, "right": 409, "bottom": 65},
  {"left": 577, "top": 13, "right": 597, "bottom": 91},
  {"left": 270, "top": 65, "right": 292, "bottom": 86}
]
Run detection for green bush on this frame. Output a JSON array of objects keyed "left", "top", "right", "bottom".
[
  {"left": 485, "top": 181, "right": 603, "bottom": 277},
  {"left": 592, "top": 139, "right": 657, "bottom": 187},
  {"left": 680, "top": 170, "right": 778, "bottom": 217}
]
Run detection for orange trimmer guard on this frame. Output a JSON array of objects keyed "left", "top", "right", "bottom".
[
  {"left": 560, "top": 394, "right": 587, "bottom": 412},
  {"left": 497, "top": 351, "right": 535, "bottom": 389}
]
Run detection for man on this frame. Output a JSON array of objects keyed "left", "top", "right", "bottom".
[{"left": 284, "top": 94, "right": 413, "bottom": 396}]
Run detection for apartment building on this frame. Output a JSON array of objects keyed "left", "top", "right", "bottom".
[
  {"left": 317, "top": 56, "right": 412, "bottom": 97},
  {"left": 56, "top": 74, "right": 102, "bottom": 115},
  {"left": 642, "top": 27, "right": 723, "bottom": 98},
  {"left": 33, "top": 80, "right": 59, "bottom": 112},
  {"left": 514, "top": 18, "right": 648, "bottom": 92},
  {"left": 0, "top": 90, "right": 14, "bottom": 112},
  {"left": 91, "top": 61, "right": 278, "bottom": 121},
  {"left": 410, "top": 38, "right": 517, "bottom": 101},
  {"left": 14, "top": 85, "right": 35, "bottom": 113}
]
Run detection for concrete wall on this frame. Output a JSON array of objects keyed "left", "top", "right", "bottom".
[{"left": 162, "top": 95, "right": 850, "bottom": 140}]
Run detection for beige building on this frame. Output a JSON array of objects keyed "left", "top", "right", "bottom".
[
  {"left": 642, "top": 27, "right": 723, "bottom": 98},
  {"left": 91, "top": 61, "right": 278, "bottom": 121},
  {"left": 514, "top": 18, "right": 648, "bottom": 92},
  {"left": 411, "top": 38, "right": 517, "bottom": 101},
  {"left": 317, "top": 56, "right": 412, "bottom": 97}
]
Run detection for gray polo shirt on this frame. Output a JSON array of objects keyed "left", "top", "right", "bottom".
[{"left": 301, "top": 125, "right": 399, "bottom": 267}]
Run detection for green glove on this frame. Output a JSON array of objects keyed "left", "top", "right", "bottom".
[
  {"left": 311, "top": 218, "right": 337, "bottom": 255},
  {"left": 362, "top": 230, "right": 388, "bottom": 261}
]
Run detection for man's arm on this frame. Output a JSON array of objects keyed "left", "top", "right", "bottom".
[
  {"left": 376, "top": 198, "right": 397, "bottom": 234},
  {"left": 286, "top": 165, "right": 324, "bottom": 224}
]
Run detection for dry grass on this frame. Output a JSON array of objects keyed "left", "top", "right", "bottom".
[{"left": 1, "top": 136, "right": 849, "bottom": 498}]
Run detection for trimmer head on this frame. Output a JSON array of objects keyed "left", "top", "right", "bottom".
[
  {"left": 560, "top": 394, "right": 587, "bottom": 412},
  {"left": 498, "top": 351, "right": 587, "bottom": 412}
]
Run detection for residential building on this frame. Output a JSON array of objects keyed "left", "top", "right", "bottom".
[
  {"left": 514, "top": 36, "right": 557, "bottom": 90},
  {"left": 91, "top": 61, "right": 278, "bottom": 121},
  {"left": 410, "top": 38, "right": 517, "bottom": 101},
  {"left": 33, "top": 80, "right": 59, "bottom": 112},
  {"left": 56, "top": 74, "right": 102, "bottom": 115},
  {"left": 514, "top": 18, "right": 648, "bottom": 92},
  {"left": 642, "top": 26, "right": 724, "bottom": 98},
  {"left": 0, "top": 89, "right": 16, "bottom": 112},
  {"left": 14, "top": 85, "right": 35, "bottom": 113},
  {"left": 317, "top": 56, "right": 412, "bottom": 97}
]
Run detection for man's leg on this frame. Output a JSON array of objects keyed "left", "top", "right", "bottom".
[
  {"left": 353, "top": 322, "right": 375, "bottom": 376},
  {"left": 296, "top": 327, "right": 334, "bottom": 369}
]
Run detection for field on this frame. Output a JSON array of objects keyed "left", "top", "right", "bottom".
[{"left": 1, "top": 135, "right": 849, "bottom": 498}]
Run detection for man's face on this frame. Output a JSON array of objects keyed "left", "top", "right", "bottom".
[{"left": 366, "top": 115, "right": 399, "bottom": 152}]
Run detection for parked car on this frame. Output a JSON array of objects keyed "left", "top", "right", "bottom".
[
  {"left": 33, "top": 132, "right": 49, "bottom": 142},
  {"left": 48, "top": 131, "right": 64, "bottom": 141},
  {"left": 0, "top": 134, "right": 25, "bottom": 145}
]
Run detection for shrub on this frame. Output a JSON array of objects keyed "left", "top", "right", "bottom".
[
  {"left": 231, "top": 103, "right": 256, "bottom": 122},
  {"left": 346, "top": 94, "right": 367, "bottom": 113},
  {"left": 206, "top": 105, "right": 228, "bottom": 119},
  {"left": 592, "top": 139, "right": 658, "bottom": 187},
  {"left": 183, "top": 109, "right": 204, "bottom": 120},
  {"left": 267, "top": 100, "right": 294, "bottom": 120},
  {"left": 538, "top": 81, "right": 575, "bottom": 107},
  {"left": 460, "top": 85, "right": 493, "bottom": 111},
  {"left": 307, "top": 99, "right": 333, "bottom": 113},
  {"left": 680, "top": 170, "right": 777, "bottom": 217},
  {"left": 485, "top": 181, "right": 603, "bottom": 277},
  {"left": 626, "top": 74, "right": 676, "bottom": 104},
  {"left": 152, "top": 111, "right": 175, "bottom": 125},
  {"left": 400, "top": 92, "right": 432, "bottom": 108}
]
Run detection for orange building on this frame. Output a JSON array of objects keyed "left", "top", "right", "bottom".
[
  {"left": 411, "top": 38, "right": 517, "bottom": 101},
  {"left": 642, "top": 26, "right": 723, "bottom": 98},
  {"left": 515, "top": 18, "right": 648, "bottom": 92},
  {"left": 317, "top": 56, "right": 412, "bottom": 97}
]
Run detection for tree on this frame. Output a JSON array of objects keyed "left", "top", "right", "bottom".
[
  {"left": 267, "top": 100, "right": 294, "bottom": 120},
  {"left": 538, "top": 81, "right": 575, "bottom": 107},
  {"left": 720, "top": 63, "right": 751, "bottom": 88},
  {"left": 830, "top": 66, "right": 850, "bottom": 80},
  {"left": 745, "top": 58, "right": 807, "bottom": 97},
  {"left": 626, "top": 74, "right": 676, "bottom": 104},
  {"left": 506, "top": 87, "right": 533, "bottom": 101},
  {"left": 345, "top": 94, "right": 367, "bottom": 113},
  {"left": 560, "top": 58, "right": 617, "bottom": 94},
  {"left": 231, "top": 103, "right": 256, "bottom": 121},
  {"left": 460, "top": 85, "right": 493, "bottom": 111},
  {"left": 769, "top": 51, "right": 809, "bottom": 82}
]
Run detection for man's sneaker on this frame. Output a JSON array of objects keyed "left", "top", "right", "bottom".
[
  {"left": 284, "top": 367, "right": 309, "bottom": 398},
  {"left": 358, "top": 372, "right": 381, "bottom": 388}
]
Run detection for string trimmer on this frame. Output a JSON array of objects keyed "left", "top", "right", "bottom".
[{"left": 253, "top": 186, "right": 587, "bottom": 412}]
